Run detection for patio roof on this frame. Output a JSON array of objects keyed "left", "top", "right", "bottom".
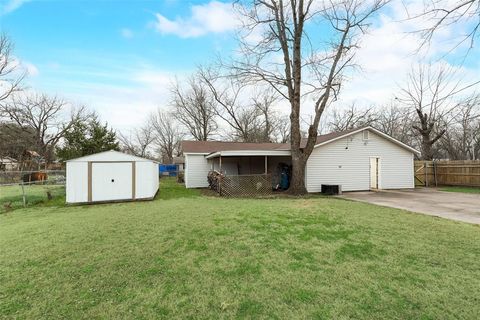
[
  {"left": 205, "top": 150, "right": 291, "bottom": 159},
  {"left": 181, "top": 141, "right": 290, "bottom": 154}
]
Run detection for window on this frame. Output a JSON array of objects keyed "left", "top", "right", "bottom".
[{"left": 363, "top": 130, "right": 369, "bottom": 140}]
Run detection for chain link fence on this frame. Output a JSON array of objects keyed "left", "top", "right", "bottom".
[{"left": 0, "top": 170, "right": 66, "bottom": 213}]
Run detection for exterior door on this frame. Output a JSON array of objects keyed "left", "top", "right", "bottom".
[
  {"left": 370, "top": 157, "right": 380, "bottom": 189},
  {"left": 91, "top": 162, "right": 133, "bottom": 201}
]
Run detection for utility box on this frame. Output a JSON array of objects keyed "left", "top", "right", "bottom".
[{"left": 321, "top": 184, "right": 342, "bottom": 195}]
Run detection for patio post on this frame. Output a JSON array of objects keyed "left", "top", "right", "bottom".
[
  {"left": 219, "top": 155, "right": 222, "bottom": 173},
  {"left": 264, "top": 156, "right": 267, "bottom": 175}
]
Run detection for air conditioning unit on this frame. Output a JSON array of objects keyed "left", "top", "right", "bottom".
[{"left": 321, "top": 184, "right": 342, "bottom": 195}]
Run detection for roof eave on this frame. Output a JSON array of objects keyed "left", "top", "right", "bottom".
[{"left": 313, "top": 126, "right": 420, "bottom": 154}]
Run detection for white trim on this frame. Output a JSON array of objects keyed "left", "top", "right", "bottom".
[
  {"left": 205, "top": 150, "right": 291, "bottom": 159},
  {"left": 66, "top": 150, "right": 159, "bottom": 163},
  {"left": 314, "top": 126, "right": 420, "bottom": 154},
  {"left": 183, "top": 152, "right": 210, "bottom": 155}
]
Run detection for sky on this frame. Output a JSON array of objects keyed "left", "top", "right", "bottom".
[{"left": 1, "top": 0, "right": 479, "bottom": 133}]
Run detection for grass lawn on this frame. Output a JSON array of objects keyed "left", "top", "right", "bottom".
[
  {"left": 1, "top": 178, "right": 479, "bottom": 319},
  {"left": 0, "top": 184, "right": 65, "bottom": 213},
  {"left": 439, "top": 186, "right": 480, "bottom": 194}
]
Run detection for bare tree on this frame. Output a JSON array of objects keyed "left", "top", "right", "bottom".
[
  {"left": 170, "top": 75, "right": 218, "bottom": 141},
  {"left": 199, "top": 68, "right": 259, "bottom": 142},
  {"left": 396, "top": 64, "right": 477, "bottom": 160},
  {"left": 150, "top": 110, "right": 183, "bottom": 164},
  {"left": 0, "top": 93, "right": 88, "bottom": 163},
  {"left": 375, "top": 102, "right": 415, "bottom": 147},
  {"left": 328, "top": 104, "right": 378, "bottom": 131},
  {"left": 230, "top": 0, "right": 387, "bottom": 193},
  {"left": 118, "top": 122, "right": 156, "bottom": 158},
  {"left": 251, "top": 89, "right": 282, "bottom": 142},
  {"left": 0, "top": 34, "right": 25, "bottom": 102},
  {"left": 416, "top": 0, "right": 480, "bottom": 51},
  {"left": 440, "top": 96, "right": 480, "bottom": 160},
  {"left": 272, "top": 114, "right": 290, "bottom": 143}
]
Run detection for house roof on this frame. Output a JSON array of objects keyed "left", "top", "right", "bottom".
[
  {"left": 172, "top": 156, "right": 185, "bottom": 164},
  {"left": 181, "top": 141, "right": 290, "bottom": 154},
  {"left": 181, "top": 127, "right": 419, "bottom": 155},
  {"left": 0, "top": 156, "right": 18, "bottom": 163}
]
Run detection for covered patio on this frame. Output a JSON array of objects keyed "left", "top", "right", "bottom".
[{"left": 205, "top": 150, "right": 292, "bottom": 196}]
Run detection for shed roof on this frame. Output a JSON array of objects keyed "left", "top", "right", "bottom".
[{"left": 66, "top": 150, "right": 159, "bottom": 163}]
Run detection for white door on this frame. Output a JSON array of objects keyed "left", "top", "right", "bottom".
[
  {"left": 92, "top": 162, "right": 132, "bottom": 201},
  {"left": 370, "top": 157, "right": 379, "bottom": 189}
]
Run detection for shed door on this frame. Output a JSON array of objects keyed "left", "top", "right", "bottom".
[
  {"left": 370, "top": 157, "right": 379, "bottom": 189},
  {"left": 91, "top": 162, "right": 133, "bottom": 201}
]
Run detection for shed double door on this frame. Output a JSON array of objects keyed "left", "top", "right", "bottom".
[{"left": 91, "top": 162, "right": 134, "bottom": 202}]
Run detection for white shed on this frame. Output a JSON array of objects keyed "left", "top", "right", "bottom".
[{"left": 66, "top": 150, "right": 159, "bottom": 204}]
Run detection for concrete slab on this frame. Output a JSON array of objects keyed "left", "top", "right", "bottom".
[{"left": 340, "top": 188, "right": 480, "bottom": 225}]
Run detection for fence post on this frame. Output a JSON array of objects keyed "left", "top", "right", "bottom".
[
  {"left": 219, "top": 176, "right": 222, "bottom": 196},
  {"left": 21, "top": 183, "right": 26, "bottom": 207},
  {"left": 424, "top": 161, "right": 428, "bottom": 187}
]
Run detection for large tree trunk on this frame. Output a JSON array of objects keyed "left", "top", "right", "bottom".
[
  {"left": 288, "top": 97, "right": 308, "bottom": 194},
  {"left": 421, "top": 134, "right": 434, "bottom": 160},
  {"left": 289, "top": 150, "right": 307, "bottom": 194}
]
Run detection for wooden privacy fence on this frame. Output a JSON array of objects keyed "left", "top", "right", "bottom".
[
  {"left": 210, "top": 173, "right": 273, "bottom": 197},
  {"left": 414, "top": 160, "right": 480, "bottom": 187}
]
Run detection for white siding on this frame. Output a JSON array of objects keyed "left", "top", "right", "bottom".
[
  {"left": 185, "top": 154, "right": 210, "bottom": 188},
  {"left": 66, "top": 162, "right": 88, "bottom": 203},
  {"left": 306, "top": 130, "right": 414, "bottom": 192},
  {"left": 136, "top": 161, "right": 159, "bottom": 199}
]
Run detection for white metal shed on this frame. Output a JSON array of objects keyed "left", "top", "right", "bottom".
[{"left": 66, "top": 150, "right": 159, "bottom": 204}]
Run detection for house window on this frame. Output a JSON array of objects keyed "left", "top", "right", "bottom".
[{"left": 363, "top": 130, "right": 369, "bottom": 140}]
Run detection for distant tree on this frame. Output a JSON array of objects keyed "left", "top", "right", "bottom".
[
  {"left": 0, "top": 122, "right": 37, "bottom": 159},
  {"left": 199, "top": 68, "right": 284, "bottom": 142},
  {"left": 0, "top": 34, "right": 24, "bottom": 102},
  {"left": 375, "top": 103, "right": 415, "bottom": 147},
  {"left": 118, "top": 122, "right": 156, "bottom": 158},
  {"left": 328, "top": 104, "right": 378, "bottom": 131},
  {"left": 396, "top": 64, "right": 474, "bottom": 160},
  {"left": 56, "top": 116, "right": 119, "bottom": 160},
  {"left": 440, "top": 97, "right": 480, "bottom": 160},
  {"left": 170, "top": 75, "right": 218, "bottom": 141},
  {"left": 150, "top": 110, "right": 183, "bottom": 164},
  {"left": 0, "top": 93, "right": 89, "bottom": 163}
]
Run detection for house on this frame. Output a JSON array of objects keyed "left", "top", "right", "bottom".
[
  {"left": 181, "top": 126, "right": 419, "bottom": 192},
  {"left": 0, "top": 157, "right": 18, "bottom": 171},
  {"left": 173, "top": 156, "right": 185, "bottom": 172},
  {"left": 66, "top": 150, "right": 159, "bottom": 204}
]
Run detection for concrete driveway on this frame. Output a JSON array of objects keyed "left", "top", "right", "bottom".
[{"left": 340, "top": 188, "right": 480, "bottom": 225}]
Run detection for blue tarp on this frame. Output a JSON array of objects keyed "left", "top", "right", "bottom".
[{"left": 159, "top": 164, "right": 178, "bottom": 176}]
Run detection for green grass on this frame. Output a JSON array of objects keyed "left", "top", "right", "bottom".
[
  {"left": 0, "top": 184, "right": 65, "bottom": 213},
  {"left": 439, "top": 186, "right": 480, "bottom": 194},
  {"left": 1, "top": 178, "right": 479, "bottom": 319},
  {"left": 157, "top": 177, "right": 201, "bottom": 200}
]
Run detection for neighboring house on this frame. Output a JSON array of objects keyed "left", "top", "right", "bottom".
[
  {"left": 181, "top": 126, "right": 419, "bottom": 192},
  {"left": 66, "top": 150, "right": 159, "bottom": 204},
  {"left": 173, "top": 156, "right": 185, "bottom": 172},
  {"left": 0, "top": 157, "right": 18, "bottom": 171}
]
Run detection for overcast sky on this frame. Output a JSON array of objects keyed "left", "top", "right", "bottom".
[{"left": 1, "top": 0, "right": 479, "bottom": 133}]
